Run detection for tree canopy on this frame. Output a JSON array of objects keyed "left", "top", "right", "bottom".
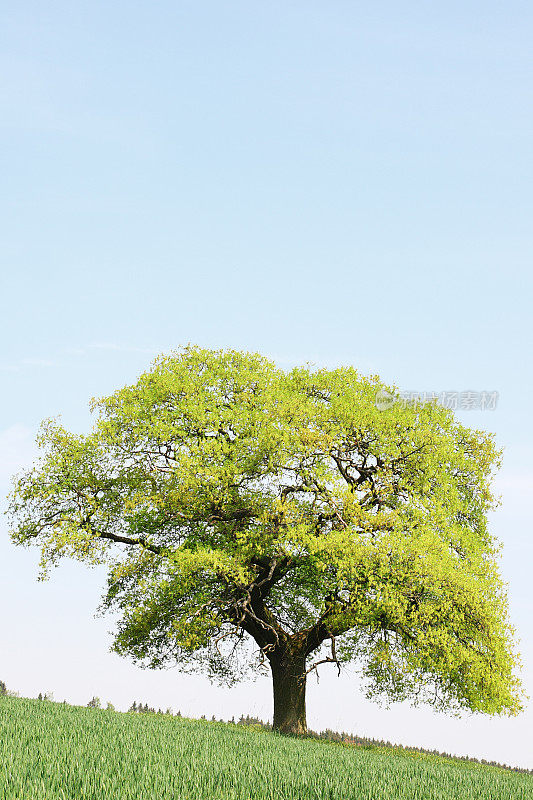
[{"left": 7, "top": 344, "right": 524, "bottom": 733}]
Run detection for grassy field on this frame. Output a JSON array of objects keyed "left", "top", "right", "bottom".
[{"left": 0, "top": 696, "right": 531, "bottom": 800}]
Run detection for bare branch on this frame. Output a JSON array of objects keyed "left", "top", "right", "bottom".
[{"left": 305, "top": 635, "right": 341, "bottom": 680}]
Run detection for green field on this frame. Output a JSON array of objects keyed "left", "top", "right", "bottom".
[{"left": 0, "top": 696, "right": 531, "bottom": 800}]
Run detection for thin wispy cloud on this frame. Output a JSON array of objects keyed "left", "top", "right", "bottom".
[
  {"left": 21, "top": 358, "right": 58, "bottom": 367},
  {"left": 0, "top": 343, "right": 158, "bottom": 373},
  {"left": 493, "top": 471, "right": 533, "bottom": 515},
  {"left": 0, "top": 424, "right": 36, "bottom": 487},
  {"left": 86, "top": 342, "right": 157, "bottom": 355},
  {"left": 0, "top": 358, "right": 58, "bottom": 372}
]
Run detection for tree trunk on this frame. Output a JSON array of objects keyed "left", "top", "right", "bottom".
[{"left": 270, "top": 649, "right": 307, "bottom": 735}]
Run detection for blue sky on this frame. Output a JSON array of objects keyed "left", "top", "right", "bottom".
[{"left": 1, "top": 1, "right": 532, "bottom": 768}]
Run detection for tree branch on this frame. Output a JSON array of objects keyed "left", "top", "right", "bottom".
[
  {"left": 305, "top": 635, "right": 341, "bottom": 679},
  {"left": 81, "top": 521, "right": 163, "bottom": 555}
]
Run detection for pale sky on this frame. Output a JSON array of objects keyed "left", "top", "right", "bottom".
[{"left": 1, "top": 1, "right": 532, "bottom": 769}]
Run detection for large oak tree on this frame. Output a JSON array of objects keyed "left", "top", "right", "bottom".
[{"left": 7, "top": 345, "right": 524, "bottom": 733}]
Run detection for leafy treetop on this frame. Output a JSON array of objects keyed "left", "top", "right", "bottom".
[{"left": 7, "top": 344, "right": 524, "bottom": 722}]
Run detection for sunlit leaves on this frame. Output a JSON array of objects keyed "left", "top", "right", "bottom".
[{"left": 6, "top": 344, "right": 525, "bottom": 715}]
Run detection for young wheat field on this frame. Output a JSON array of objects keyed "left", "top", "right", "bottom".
[{"left": 0, "top": 696, "right": 531, "bottom": 800}]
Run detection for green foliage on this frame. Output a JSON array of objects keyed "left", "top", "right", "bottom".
[
  {"left": 6, "top": 344, "right": 525, "bottom": 715},
  {"left": 0, "top": 695, "right": 531, "bottom": 800}
]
